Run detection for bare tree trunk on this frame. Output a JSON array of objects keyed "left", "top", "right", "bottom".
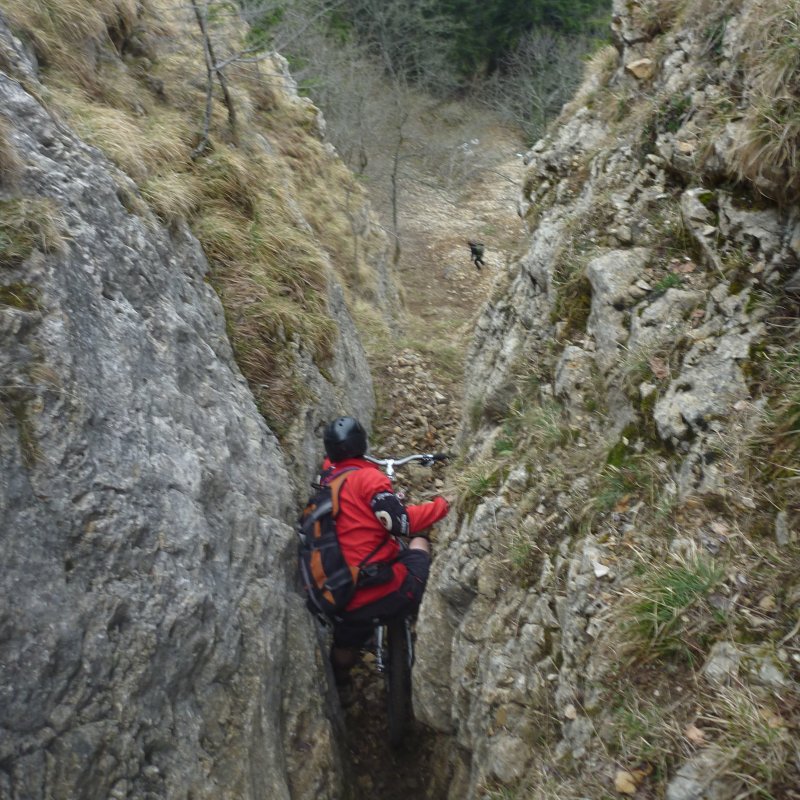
[
  {"left": 389, "top": 108, "right": 408, "bottom": 266},
  {"left": 343, "top": 186, "right": 360, "bottom": 273},
  {"left": 190, "top": 0, "right": 237, "bottom": 158}
]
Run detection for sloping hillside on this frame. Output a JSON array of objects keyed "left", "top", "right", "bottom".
[{"left": 415, "top": 0, "right": 800, "bottom": 797}]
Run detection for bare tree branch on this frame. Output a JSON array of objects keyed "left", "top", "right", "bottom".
[
  {"left": 191, "top": 0, "right": 216, "bottom": 158},
  {"left": 190, "top": 0, "right": 237, "bottom": 149}
]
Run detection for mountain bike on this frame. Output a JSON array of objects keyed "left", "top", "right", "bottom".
[{"left": 363, "top": 451, "right": 448, "bottom": 747}]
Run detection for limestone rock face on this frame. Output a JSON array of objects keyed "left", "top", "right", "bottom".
[
  {"left": 587, "top": 247, "right": 651, "bottom": 369},
  {"left": 0, "top": 67, "right": 344, "bottom": 800},
  {"left": 415, "top": 0, "right": 800, "bottom": 796},
  {"left": 283, "top": 276, "right": 375, "bottom": 483}
]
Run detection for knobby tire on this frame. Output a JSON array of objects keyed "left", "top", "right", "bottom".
[{"left": 386, "top": 618, "right": 412, "bottom": 747}]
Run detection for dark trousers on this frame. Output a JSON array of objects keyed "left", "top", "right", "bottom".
[{"left": 332, "top": 549, "right": 431, "bottom": 648}]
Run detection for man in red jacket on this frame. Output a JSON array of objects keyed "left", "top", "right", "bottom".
[{"left": 320, "top": 416, "right": 450, "bottom": 684}]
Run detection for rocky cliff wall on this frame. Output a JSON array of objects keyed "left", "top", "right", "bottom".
[
  {"left": 416, "top": 1, "right": 800, "bottom": 797},
  {"left": 0, "top": 12, "right": 367, "bottom": 799}
]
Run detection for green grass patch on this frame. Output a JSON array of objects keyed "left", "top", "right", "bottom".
[
  {"left": 0, "top": 282, "right": 40, "bottom": 310},
  {"left": 453, "top": 458, "right": 505, "bottom": 516},
  {"left": 651, "top": 272, "right": 683, "bottom": 295},
  {"left": 621, "top": 556, "right": 724, "bottom": 664}
]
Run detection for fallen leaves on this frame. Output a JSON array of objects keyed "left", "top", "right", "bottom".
[
  {"left": 614, "top": 493, "right": 635, "bottom": 513},
  {"left": 614, "top": 764, "right": 653, "bottom": 795},
  {"left": 648, "top": 355, "right": 670, "bottom": 380},
  {"left": 614, "top": 770, "right": 638, "bottom": 795},
  {"left": 685, "top": 723, "right": 707, "bottom": 746},
  {"left": 757, "top": 594, "right": 777, "bottom": 613}
]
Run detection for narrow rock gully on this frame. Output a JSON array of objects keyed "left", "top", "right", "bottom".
[{"left": 335, "top": 126, "right": 526, "bottom": 800}]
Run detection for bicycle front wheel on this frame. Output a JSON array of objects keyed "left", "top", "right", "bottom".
[{"left": 385, "top": 617, "right": 412, "bottom": 747}]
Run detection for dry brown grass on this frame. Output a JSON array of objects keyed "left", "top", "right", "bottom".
[
  {"left": 0, "top": 116, "right": 23, "bottom": 186},
  {"left": 631, "top": 0, "right": 684, "bottom": 37},
  {"left": 2, "top": 0, "right": 140, "bottom": 90},
  {"left": 730, "top": 0, "right": 800, "bottom": 200},
  {"left": 141, "top": 170, "right": 205, "bottom": 224},
  {"left": 560, "top": 44, "right": 619, "bottom": 120},
  {"left": 57, "top": 96, "right": 195, "bottom": 181},
  {"left": 701, "top": 683, "right": 800, "bottom": 798},
  {"left": 0, "top": 198, "right": 67, "bottom": 267}
]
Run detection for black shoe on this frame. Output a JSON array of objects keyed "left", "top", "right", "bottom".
[
  {"left": 332, "top": 662, "right": 353, "bottom": 688},
  {"left": 330, "top": 645, "right": 359, "bottom": 687}
]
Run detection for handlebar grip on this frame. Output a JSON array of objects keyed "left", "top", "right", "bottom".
[{"left": 432, "top": 453, "right": 450, "bottom": 461}]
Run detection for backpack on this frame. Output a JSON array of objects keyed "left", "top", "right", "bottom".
[{"left": 297, "top": 467, "right": 393, "bottom": 618}]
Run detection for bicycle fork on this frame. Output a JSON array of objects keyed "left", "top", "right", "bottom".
[
  {"left": 373, "top": 618, "right": 415, "bottom": 673},
  {"left": 375, "top": 624, "right": 386, "bottom": 673}
]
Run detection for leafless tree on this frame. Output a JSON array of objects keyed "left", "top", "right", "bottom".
[
  {"left": 478, "top": 28, "right": 592, "bottom": 143},
  {"left": 190, "top": 0, "right": 239, "bottom": 157}
]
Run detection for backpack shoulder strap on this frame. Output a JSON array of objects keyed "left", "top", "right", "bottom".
[{"left": 322, "top": 466, "right": 360, "bottom": 517}]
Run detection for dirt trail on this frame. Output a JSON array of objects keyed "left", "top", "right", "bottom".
[
  {"left": 339, "top": 126, "right": 527, "bottom": 800},
  {"left": 397, "top": 126, "right": 527, "bottom": 396}
]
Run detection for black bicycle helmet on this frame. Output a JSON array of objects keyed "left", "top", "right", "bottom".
[{"left": 323, "top": 416, "right": 368, "bottom": 461}]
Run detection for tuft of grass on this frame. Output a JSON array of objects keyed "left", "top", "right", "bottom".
[
  {"left": 550, "top": 239, "right": 595, "bottom": 341},
  {"left": 652, "top": 272, "right": 683, "bottom": 295},
  {"left": 141, "top": 170, "right": 205, "bottom": 224},
  {"left": 0, "top": 116, "right": 23, "bottom": 186},
  {"left": 452, "top": 458, "right": 505, "bottom": 516},
  {"left": 561, "top": 44, "right": 619, "bottom": 119},
  {"left": 729, "top": 0, "right": 800, "bottom": 200},
  {"left": 750, "top": 323, "right": 800, "bottom": 509},
  {"left": 517, "top": 399, "right": 575, "bottom": 451},
  {"left": 703, "top": 684, "right": 800, "bottom": 798},
  {"left": 620, "top": 555, "right": 724, "bottom": 664},
  {"left": 2, "top": 0, "right": 141, "bottom": 91},
  {"left": 0, "top": 283, "right": 40, "bottom": 310},
  {"left": 495, "top": 386, "right": 576, "bottom": 457},
  {"left": 589, "top": 442, "right": 673, "bottom": 518},
  {"left": 611, "top": 690, "right": 681, "bottom": 779},
  {"left": 59, "top": 98, "right": 195, "bottom": 182},
  {"left": 631, "top": 0, "right": 684, "bottom": 37},
  {"left": 1, "top": 392, "right": 42, "bottom": 469},
  {"left": 0, "top": 198, "right": 66, "bottom": 267}
]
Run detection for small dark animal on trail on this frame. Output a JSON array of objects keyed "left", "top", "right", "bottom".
[{"left": 467, "top": 240, "right": 485, "bottom": 270}]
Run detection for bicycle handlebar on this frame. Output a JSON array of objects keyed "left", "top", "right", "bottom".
[{"left": 364, "top": 452, "right": 449, "bottom": 479}]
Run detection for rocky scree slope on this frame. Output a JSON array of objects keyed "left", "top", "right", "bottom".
[
  {"left": 415, "top": 1, "right": 800, "bottom": 797},
  {"left": 0, "top": 5, "right": 391, "bottom": 798}
]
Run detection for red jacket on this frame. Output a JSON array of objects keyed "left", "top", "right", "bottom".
[{"left": 321, "top": 457, "right": 449, "bottom": 611}]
